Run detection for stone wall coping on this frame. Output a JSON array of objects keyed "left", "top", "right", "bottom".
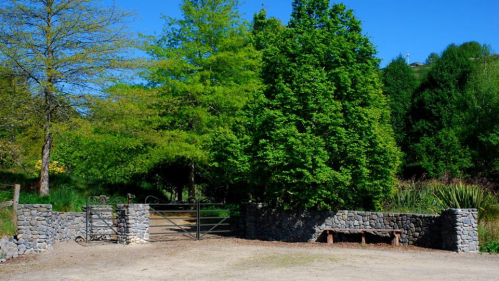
[{"left": 17, "top": 204, "right": 52, "bottom": 208}]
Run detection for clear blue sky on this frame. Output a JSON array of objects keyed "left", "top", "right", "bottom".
[{"left": 112, "top": 0, "right": 499, "bottom": 67}]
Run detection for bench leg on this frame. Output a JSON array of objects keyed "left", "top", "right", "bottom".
[
  {"left": 361, "top": 232, "right": 366, "bottom": 245},
  {"left": 391, "top": 233, "right": 400, "bottom": 246},
  {"left": 327, "top": 230, "right": 333, "bottom": 244}
]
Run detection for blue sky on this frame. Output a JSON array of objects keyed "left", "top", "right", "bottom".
[{"left": 112, "top": 0, "right": 498, "bottom": 67}]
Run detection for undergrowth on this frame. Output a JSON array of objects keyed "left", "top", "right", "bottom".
[
  {"left": 385, "top": 179, "right": 499, "bottom": 253},
  {"left": 0, "top": 206, "right": 16, "bottom": 236},
  {"left": 20, "top": 184, "right": 87, "bottom": 212}
]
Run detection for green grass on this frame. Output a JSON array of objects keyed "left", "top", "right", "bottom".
[
  {"left": 411, "top": 64, "right": 432, "bottom": 80},
  {"left": 0, "top": 206, "right": 16, "bottom": 237},
  {"left": 481, "top": 241, "right": 499, "bottom": 253},
  {"left": 200, "top": 203, "right": 239, "bottom": 218},
  {"left": 20, "top": 184, "right": 87, "bottom": 212}
]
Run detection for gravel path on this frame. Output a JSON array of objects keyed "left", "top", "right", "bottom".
[{"left": 1, "top": 238, "right": 498, "bottom": 281}]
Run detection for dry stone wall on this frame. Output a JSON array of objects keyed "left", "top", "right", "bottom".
[
  {"left": 116, "top": 204, "right": 150, "bottom": 244},
  {"left": 0, "top": 203, "right": 150, "bottom": 263},
  {"left": 241, "top": 203, "right": 478, "bottom": 252}
]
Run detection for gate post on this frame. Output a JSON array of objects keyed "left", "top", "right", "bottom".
[{"left": 117, "top": 204, "right": 150, "bottom": 244}]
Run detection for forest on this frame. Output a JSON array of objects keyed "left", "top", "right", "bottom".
[{"left": 0, "top": 0, "right": 497, "bottom": 251}]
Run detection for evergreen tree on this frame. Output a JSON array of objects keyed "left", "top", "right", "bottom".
[
  {"left": 408, "top": 42, "right": 486, "bottom": 177},
  {"left": 249, "top": 0, "right": 399, "bottom": 210},
  {"left": 381, "top": 55, "right": 418, "bottom": 169}
]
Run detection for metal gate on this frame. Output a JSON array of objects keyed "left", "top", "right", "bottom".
[
  {"left": 145, "top": 196, "right": 232, "bottom": 241},
  {"left": 84, "top": 195, "right": 127, "bottom": 243}
]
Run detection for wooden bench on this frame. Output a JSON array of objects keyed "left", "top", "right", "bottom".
[{"left": 323, "top": 228, "right": 402, "bottom": 246}]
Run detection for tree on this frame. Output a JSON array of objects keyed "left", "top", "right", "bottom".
[
  {"left": 464, "top": 52, "right": 499, "bottom": 178},
  {"left": 0, "top": 0, "right": 137, "bottom": 195},
  {"left": 144, "top": 0, "right": 261, "bottom": 201},
  {"left": 425, "top": 52, "right": 440, "bottom": 65},
  {"left": 408, "top": 42, "right": 487, "bottom": 177},
  {"left": 248, "top": 0, "right": 399, "bottom": 210},
  {"left": 381, "top": 55, "right": 418, "bottom": 168}
]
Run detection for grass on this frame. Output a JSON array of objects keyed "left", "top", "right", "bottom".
[
  {"left": 0, "top": 206, "right": 16, "bottom": 237},
  {"left": 19, "top": 184, "right": 87, "bottom": 212}
]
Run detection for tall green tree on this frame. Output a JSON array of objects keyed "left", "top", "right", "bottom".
[
  {"left": 381, "top": 55, "right": 418, "bottom": 168},
  {"left": 408, "top": 42, "right": 487, "bottom": 177},
  {"left": 145, "top": 0, "right": 261, "bottom": 201},
  {"left": 465, "top": 52, "right": 499, "bottom": 178},
  {"left": 248, "top": 0, "right": 399, "bottom": 210},
  {"left": 0, "top": 0, "right": 137, "bottom": 195}
]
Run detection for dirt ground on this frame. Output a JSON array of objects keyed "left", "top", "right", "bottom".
[{"left": 1, "top": 238, "right": 498, "bottom": 281}]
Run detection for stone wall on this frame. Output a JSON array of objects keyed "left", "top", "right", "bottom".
[
  {"left": 242, "top": 203, "right": 478, "bottom": 252},
  {"left": 0, "top": 203, "right": 151, "bottom": 263},
  {"left": 440, "top": 209, "right": 479, "bottom": 252},
  {"left": 117, "top": 204, "right": 150, "bottom": 244}
]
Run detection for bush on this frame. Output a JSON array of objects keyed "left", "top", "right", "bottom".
[
  {"left": 481, "top": 241, "right": 499, "bottom": 253},
  {"left": 432, "top": 182, "right": 497, "bottom": 222},
  {"left": 384, "top": 180, "right": 440, "bottom": 214}
]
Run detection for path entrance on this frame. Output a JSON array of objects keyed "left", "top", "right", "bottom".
[{"left": 145, "top": 196, "right": 232, "bottom": 242}]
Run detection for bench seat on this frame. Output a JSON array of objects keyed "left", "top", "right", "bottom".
[{"left": 323, "top": 228, "right": 402, "bottom": 246}]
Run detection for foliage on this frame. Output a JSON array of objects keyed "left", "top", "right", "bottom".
[
  {"left": 466, "top": 56, "right": 499, "bottom": 178},
  {"left": 432, "top": 182, "right": 496, "bottom": 219},
  {"left": 381, "top": 55, "right": 419, "bottom": 169},
  {"left": 0, "top": 206, "right": 16, "bottom": 236},
  {"left": 385, "top": 180, "right": 440, "bottom": 214},
  {"left": 408, "top": 42, "right": 489, "bottom": 178},
  {"left": 245, "top": 0, "right": 399, "bottom": 210},
  {"left": 481, "top": 241, "right": 499, "bottom": 253},
  {"left": 0, "top": 0, "right": 139, "bottom": 194},
  {"left": 19, "top": 185, "right": 87, "bottom": 212},
  {"left": 142, "top": 0, "right": 261, "bottom": 201},
  {"left": 479, "top": 212, "right": 499, "bottom": 254},
  {"left": 425, "top": 52, "right": 440, "bottom": 65}
]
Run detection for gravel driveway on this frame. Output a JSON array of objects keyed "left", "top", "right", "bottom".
[{"left": 1, "top": 238, "right": 498, "bottom": 281}]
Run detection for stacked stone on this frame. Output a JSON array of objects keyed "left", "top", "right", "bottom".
[
  {"left": 319, "top": 211, "right": 440, "bottom": 246},
  {"left": 0, "top": 236, "right": 19, "bottom": 262},
  {"left": 84, "top": 205, "right": 114, "bottom": 240},
  {"left": 117, "top": 204, "right": 150, "bottom": 244},
  {"left": 115, "top": 207, "right": 127, "bottom": 244},
  {"left": 243, "top": 204, "right": 478, "bottom": 252},
  {"left": 52, "top": 212, "right": 86, "bottom": 242},
  {"left": 16, "top": 204, "right": 54, "bottom": 254},
  {"left": 440, "top": 209, "right": 479, "bottom": 253}
]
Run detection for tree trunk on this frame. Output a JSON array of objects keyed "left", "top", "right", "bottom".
[
  {"left": 39, "top": 4, "right": 54, "bottom": 196},
  {"left": 176, "top": 185, "right": 183, "bottom": 202},
  {"left": 39, "top": 131, "right": 52, "bottom": 196},
  {"left": 188, "top": 161, "right": 195, "bottom": 203}
]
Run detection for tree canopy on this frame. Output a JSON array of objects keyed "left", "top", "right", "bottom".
[
  {"left": 0, "top": 0, "right": 138, "bottom": 194},
  {"left": 243, "top": 0, "right": 399, "bottom": 210}
]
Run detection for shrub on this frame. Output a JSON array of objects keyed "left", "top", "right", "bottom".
[
  {"left": 481, "top": 241, "right": 499, "bottom": 253},
  {"left": 432, "top": 182, "right": 497, "bottom": 221}
]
